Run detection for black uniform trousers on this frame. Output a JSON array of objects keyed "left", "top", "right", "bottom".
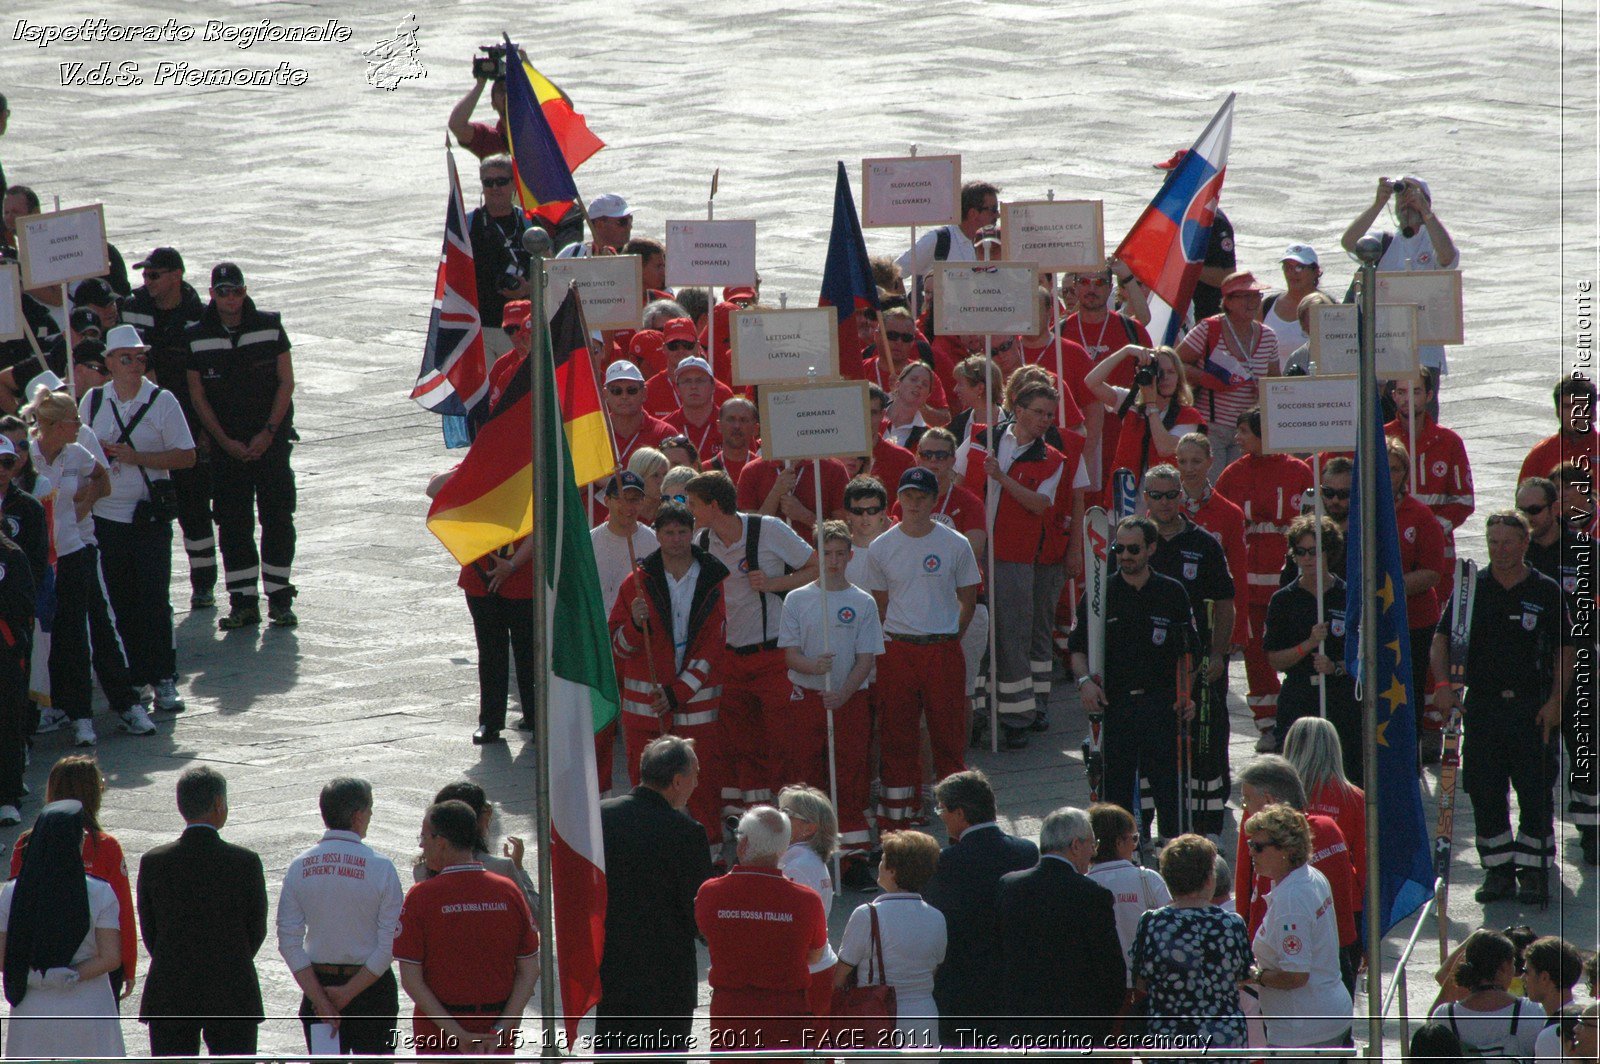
[
  {"left": 296, "top": 967, "right": 399, "bottom": 1057},
  {"left": 1105, "top": 690, "right": 1182, "bottom": 840},
  {"left": 1410, "top": 623, "right": 1437, "bottom": 733},
  {"left": 172, "top": 458, "right": 217, "bottom": 596},
  {"left": 465, "top": 592, "right": 535, "bottom": 730},
  {"left": 214, "top": 440, "right": 296, "bottom": 606},
  {"left": 1188, "top": 670, "right": 1231, "bottom": 836},
  {"left": 1462, "top": 688, "right": 1557, "bottom": 870},
  {"left": 1565, "top": 640, "right": 1598, "bottom": 840},
  {"left": 148, "top": 1018, "right": 258, "bottom": 1057},
  {"left": 95, "top": 515, "right": 176, "bottom": 685},
  {"left": 50, "top": 545, "right": 138, "bottom": 719},
  {"left": 0, "top": 615, "right": 29, "bottom": 806}
]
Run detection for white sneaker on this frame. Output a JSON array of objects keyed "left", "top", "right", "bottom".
[
  {"left": 154, "top": 679, "right": 186, "bottom": 712},
  {"left": 36, "top": 706, "right": 69, "bottom": 734},
  {"left": 0, "top": 806, "right": 18, "bottom": 826},
  {"left": 119, "top": 706, "right": 157, "bottom": 736},
  {"left": 73, "top": 719, "right": 97, "bottom": 747}
]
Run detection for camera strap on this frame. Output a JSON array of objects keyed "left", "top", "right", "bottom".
[{"left": 95, "top": 386, "right": 165, "bottom": 495}]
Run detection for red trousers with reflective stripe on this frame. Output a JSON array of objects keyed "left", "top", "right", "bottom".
[
  {"left": 622, "top": 709, "right": 725, "bottom": 847},
  {"left": 783, "top": 686, "right": 871, "bottom": 846},
  {"left": 718, "top": 648, "right": 790, "bottom": 806},
  {"left": 1244, "top": 601, "right": 1279, "bottom": 729},
  {"left": 876, "top": 639, "right": 966, "bottom": 825}
]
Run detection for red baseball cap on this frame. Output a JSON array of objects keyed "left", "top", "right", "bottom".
[
  {"left": 662, "top": 318, "right": 699, "bottom": 345},
  {"left": 723, "top": 286, "right": 757, "bottom": 305},
  {"left": 501, "top": 300, "right": 533, "bottom": 332}
]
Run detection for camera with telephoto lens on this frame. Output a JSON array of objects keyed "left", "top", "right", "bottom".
[
  {"left": 472, "top": 44, "right": 507, "bottom": 80},
  {"left": 1389, "top": 179, "right": 1410, "bottom": 194}
]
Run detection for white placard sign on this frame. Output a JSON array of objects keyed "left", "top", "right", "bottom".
[
  {"left": 664, "top": 220, "right": 757, "bottom": 288},
  {"left": 731, "top": 308, "right": 839, "bottom": 386},
  {"left": 1374, "top": 270, "right": 1464, "bottom": 345},
  {"left": 758, "top": 380, "right": 873, "bottom": 462},
  {"left": 932, "top": 262, "right": 1040, "bottom": 335},
  {"left": 1308, "top": 304, "right": 1421, "bottom": 381},
  {"left": 0, "top": 264, "right": 22, "bottom": 342},
  {"left": 15, "top": 204, "right": 109, "bottom": 289},
  {"left": 1258, "top": 375, "right": 1358, "bottom": 455},
  {"left": 544, "top": 255, "right": 643, "bottom": 331},
  {"left": 860, "top": 155, "right": 961, "bottom": 228},
  {"left": 1000, "top": 200, "right": 1106, "bottom": 272}
]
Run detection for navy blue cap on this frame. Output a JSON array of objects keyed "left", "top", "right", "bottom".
[
  {"left": 211, "top": 262, "right": 245, "bottom": 288},
  {"left": 605, "top": 470, "right": 646, "bottom": 496},
  {"left": 898, "top": 467, "right": 939, "bottom": 495}
]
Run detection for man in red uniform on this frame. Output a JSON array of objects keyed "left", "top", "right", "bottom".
[
  {"left": 695, "top": 806, "right": 827, "bottom": 1051},
  {"left": 1385, "top": 368, "right": 1473, "bottom": 605},
  {"left": 604, "top": 361, "right": 675, "bottom": 464},
  {"left": 706, "top": 397, "right": 759, "bottom": 485},
  {"left": 609, "top": 503, "right": 730, "bottom": 849},
  {"left": 1062, "top": 263, "right": 1152, "bottom": 491},
  {"left": 737, "top": 455, "right": 849, "bottom": 542},
  {"left": 1387, "top": 440, "right": 1449, "bottom": 763},
  {"left": 661, "top": 356, "right": 724, "bottom": 458},
  {"left": 866, "top": 386, "right": 916, "bottom": 491},
  {"left": 645, "top": 319, "right": 733, "bottom": 417},
  {"left": 395, "top": 801, "right": 539, "bottom": 1055},
  {"left": 1520, "top": 373, "right": 1597, "bottom": 483},
  {"left": 1215, "top": 409, "right": 1312, "bottom": 750}
]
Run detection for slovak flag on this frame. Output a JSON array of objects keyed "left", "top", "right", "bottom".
[
  {"left": 410, "top": 146, "right": 489, "bottom": 418},
  {"left": 1116, "top": 93, "right": 1236, "bottom": 344}
]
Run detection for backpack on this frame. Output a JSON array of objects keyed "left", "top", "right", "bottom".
[
  {"left": 697, "top": 513, "right": 789, "bottom": 639},
  {"left": 1444, "top": 999, "right": 1525, "bottom": 1060}
]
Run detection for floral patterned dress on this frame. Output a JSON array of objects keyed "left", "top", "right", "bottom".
[{"left": 1131, "top": 904, "right": 1253, "bottom": 1049}]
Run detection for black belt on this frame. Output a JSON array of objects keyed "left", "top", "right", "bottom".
[
  {"left": 311, "top": 963, "right": 365, "bottom": 978},
  {"left": 730, "top": 639, "right": 779, "bottom": 656},
  {"left": 440, "top": 999, "right": 508, "bottom": 1015},
  {"left": 887, "top": 632, "right": 957, "bottom": 645}
]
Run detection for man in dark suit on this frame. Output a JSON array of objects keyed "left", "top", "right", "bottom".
[
  {"left": 922, "top": 769, "right": 1038, "bottom": 1046},
  {"left": 595, "top": 734, "right": 714, "bottom": 1059},
  {"left": 998, "top": 806, "right": 1126, "bottom": 1044},
  {"left": 137, "top": 765, "right": 268, "bottom": 1056}
]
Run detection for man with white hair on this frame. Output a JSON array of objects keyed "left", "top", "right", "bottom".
[
  {"left": 997, "top": 807, "right": 1125, "bottom": 1043},
  {"left": 694, "top": 806, "right": 827, "bottom": 1052}
]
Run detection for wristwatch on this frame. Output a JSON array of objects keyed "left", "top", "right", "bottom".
[{"left": 1075, "top": 675, "right": 1092, "bottom": 690}]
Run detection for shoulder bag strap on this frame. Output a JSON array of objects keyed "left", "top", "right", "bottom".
[
  {"left": 107, "top": 388, "right": 166, "bottom": 495},
  {"left": 868, "top": 903, "right": 888, "bottom": 986}
]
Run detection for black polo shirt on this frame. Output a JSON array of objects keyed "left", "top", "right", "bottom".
[
  {"left": 1150, "top": 515, "right": 1234, "bottom": 647},
  {"left": 1451, "top": 566, "right": 1568, "bottom": 702},
  {"left": 1069, "top": 567, "right": 1196, "bottom": 702},
  {"left": 1527, "top": 530, "right": 1596, "bottom": 645},
  {"left": 1264, "top": 577, "right": 1352, "bottom": 710}
]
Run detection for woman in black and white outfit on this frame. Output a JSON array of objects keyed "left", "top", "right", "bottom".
[{"left": 81, "top": 325, "right": 195, "bottom": 714}]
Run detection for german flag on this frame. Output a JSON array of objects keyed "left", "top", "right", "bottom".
[
  {"left": 426, "top": 346, "right": 532, "bottom": 566},
  {"left": 550, "top": 286, "right": 612, "bottom": 487},
  {"left": 503, "top": 34, "right": 583, "bottom": 225}
]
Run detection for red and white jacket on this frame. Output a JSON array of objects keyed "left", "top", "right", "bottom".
[
  {"left": 961, "top": 424, "right": 1067, "bottom": 565},
  {"left": 608, "top": 547, "right": 729, "bottom": 727},
  {"left": 1385, "top": 416, "right": 1474, "bottom": 557},
  {"left": 1215, "top": 454, "right": 1313, "bottom": 607}
]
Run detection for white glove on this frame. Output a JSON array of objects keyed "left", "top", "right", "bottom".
[
  {"left": 25, "top": 969, "right": 44, "bottom": 989},
  {"left": 42, "top": 967, "right": 80, "bottom": 989}
]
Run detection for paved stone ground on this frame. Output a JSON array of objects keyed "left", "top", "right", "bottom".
[{"left": 1, "top": 0, "right": 1595, "bottom": 1057}]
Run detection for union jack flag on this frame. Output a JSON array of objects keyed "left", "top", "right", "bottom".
[{"left": 411, "top": 148, "right": 489, "bottom": 417}]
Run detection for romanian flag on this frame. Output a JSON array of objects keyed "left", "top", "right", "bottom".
[
  {"left": 426, "top": 347, "right": 533, "bottom": 566},
  {"left": 550, "top": 286, "right": 613, "bottom": 487},
  {"left": 818, "top": 161, "right": 880, "bottom": 379},
  {"left": 521, "top": 57, "right": 604, "bottom": 174},
  {"left": 1345, "top": 390, "right": 1434, "bottom": 934},
  {"left": 1116, "top": 93, "right": 1235, "bottom": 343},
  {"left": 503, "top": 34, "right": 583, "bottom": 226}
]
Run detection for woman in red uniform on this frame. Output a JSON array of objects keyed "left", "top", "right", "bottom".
[{"left": 1083, "top": 345, "right": 1204, "bottom": 503}]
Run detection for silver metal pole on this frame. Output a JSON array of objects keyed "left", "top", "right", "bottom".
[
  {"left": 1354, "top": 234, "right": 1385, "bottom": 1059},
  {"left": 522, "top": 226, "right": 560, "bottom": 1057}
]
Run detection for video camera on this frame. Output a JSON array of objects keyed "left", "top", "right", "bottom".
[{"left": 472, "top": 44, "right": 507, "bottom": 81}]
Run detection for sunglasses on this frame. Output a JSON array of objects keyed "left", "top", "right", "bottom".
[
  {"left": 1518, "top": 503, "right": 1549, "bottom": 516},
  {"left": 885, "top": 330, "right": 916, "bottom": 343},
  {"left": 918, "top": 450, "right": 954, "bottom": 461},
  {"left": 1246, "top": 839, "right": 1279, "bottom": 854},
  {"left": 1143, "top": 489, "right": 1181, "bottom": 500},
  {"left": 116, "top": 353, "right": 148, "bottom": 364},
  {"left": 481, "top": 176, "right": 513, "bottom": 188},
  {"left": 1075, "top": 277, "right": 1111, "bottom": 287},
  {"left": 141, "top": 268, "right": 171, "bottom": 279},
  {"left": 214, "top": 285, "right": 246, "bottom": 297},
  {"left": 1321, "top": 488, "right": 1351, "bottom": 500},
  {"left": 993, "top": 340, "right": 1015, "bottom": 354},
  {"left": 1291, "top": 546, "right": 1317, "bottom": 558},
  {"left": 669, "top": 494, "right": 688, "bottom": 504},
  {"left": 1110, "top": 542, "right": 1144, "bottom": 555},
  {"left": 0, "top": 455, "right": 18, "bottom": 470},
  {"left": 661, "top": 436, "right": 692, "bottom": 449},
  {"left": 607, "top": 385, "right": 642, "bottom": 397},
  {"left": 847, "top": 505, "right": 885, "bottom": 516},
  {"left": 79, "top": 364, "right": 107, "bottom": 376},
  {"left": 665, "top": 340, "right": 697, "bottom": 352}
]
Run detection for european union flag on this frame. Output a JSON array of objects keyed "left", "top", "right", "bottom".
[
  {"left": 1345, "top": 393, "right": 1435, "bottom": 933},
  {"left": 818, "top": 162, "right": 881, "bottom": 378}
]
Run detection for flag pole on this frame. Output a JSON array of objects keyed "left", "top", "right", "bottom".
[
  {"left": 1354, "top": 234, "right": 1386, "bottom": 1058},
  {"left": 523, "top": 225, "right": 561, "bottom": 1058},
  {"left": 983, "top": 332, "right": 999, "bottom": 753},
  {"left": 707, "top": 169, "right": 718, "bottom": 388},
  {"left": 1313, "top": 455, "right": 1328, "bottom": 718}
]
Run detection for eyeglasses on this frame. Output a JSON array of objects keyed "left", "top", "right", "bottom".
[
  {"left": 665, "top": 340, "right": 697, "bottom": 352},
  {"left": 847, "top": 504, "right": 885, "bottom": 516},
  {"left": 0, "top": 455, "right": 18, "bottom": 470},
  {"left": 607, "top": 385, "right": 642, "bottom": 397},
  {"left": 1518, "top": 503, "right": 1549, "bottom": 516},
  {"left": 1143, "top": 489, "right": 1181, "bottom": 500},
  {"left": 141, "top": 268, "right": 171, "bottom": 279},
  {"left": 1110, "top": 542, "right": 1144, "bottom": 555},
  {"left": 481, "top": 176, "right": 513, "bottom": 188},
  {"left": 1291, "top": 546, "right": 1317, "bottom": 558},
  {"left": 885, "top": 330, "right": 916, "bottom": 344},
  {"left": 214, "top": 285, "right": 246, "bottom": 297},
  {"left": 918, "top": 450, "right": 954, "bottom": 462},
  {"left": 1246, "top": 839, "right": 1280, "bottom": 854},
  {"left": 1321, "top": 488, "right": 1351, "bottom": 500},
  {"left": 116, "top": 353, "right": 148, "bottom": 364}
]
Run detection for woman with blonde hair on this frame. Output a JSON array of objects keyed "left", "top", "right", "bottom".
[
  {"left": 1281, "top": 717, "right": 1366, "bottom": 929},
  {"left": 628, "top": 446, "right": 670, "bottom": 525},
  {"left": 23, "top": 387, "right": 146, "bottom": 747},
  {"left": 778, "top": 785, "right": 839, "bottom": 1019},
  {"left": 1084, "top": 345, "right": 1205, "bottom": 491}
]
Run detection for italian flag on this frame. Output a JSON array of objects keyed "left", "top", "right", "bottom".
[{"left": 539, "top": 302, "right": 619, "bottom": 1040}]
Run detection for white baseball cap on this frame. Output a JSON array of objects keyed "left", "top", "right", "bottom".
[
  {"left": 0, "top": 435, "right": 15, "bottom": 459},
  {"left": 1281, "top": 244, "right": 1319, "bottom": 266},
  {"left": 673, "top": 356, "right": 713, "bottom": 380},
  {"left": 604, "top": 360, "right": 646, "bottom": 386},
  {"left": 588, "top": 193, "right": 631, "bottom": 220}
]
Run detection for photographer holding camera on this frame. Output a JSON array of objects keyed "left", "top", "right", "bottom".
[
  {"left": 469, "top": 155, "right": 533, "bottom": 362},
  {"left": 1083, "top": 344, "right": 1206, "bottom": 491},
  {"left": 447, "top": 46, "right": 510, "bottom": 159},
  {"left": 1339, "top": 175, "right": 1458, "bottom": 383}
]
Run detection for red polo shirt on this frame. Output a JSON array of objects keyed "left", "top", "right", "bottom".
[
  {"left": 695, "top": 865, "right": 827, "bottom": 992},
  {"left": 394, "top": 865, "right": 539, "bottom": 1008}
]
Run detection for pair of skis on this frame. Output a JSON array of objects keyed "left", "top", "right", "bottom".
[
  {"left": 1081, "top": 470, "right": 1137, "bottom": 804},
  {"left": 1435, "top": 555, "right": 1475, "bottom": 956}
]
